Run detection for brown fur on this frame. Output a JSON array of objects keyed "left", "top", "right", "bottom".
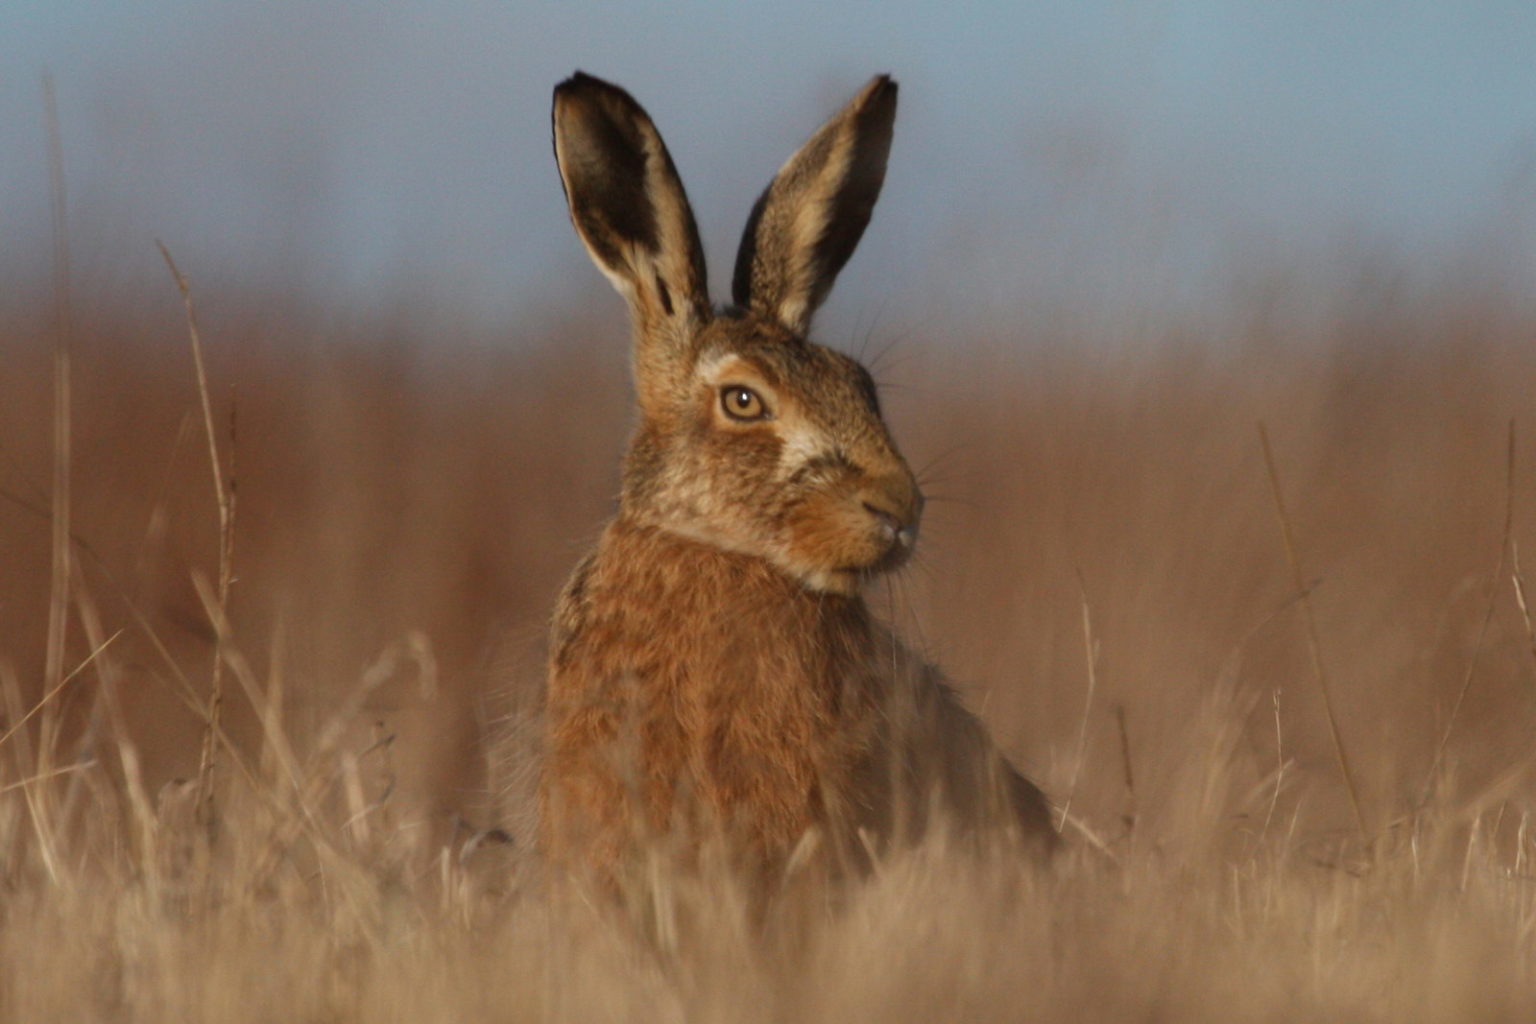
[
  {"left": 543, "top": 523, "right": 879, "bottom": 876},
  {"left": 540, "top": 72, "right": 1058, "bottom": 887}
]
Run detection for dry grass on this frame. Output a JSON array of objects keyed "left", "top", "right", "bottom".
[{"left": 3, "top": 280, "right": 1536, "bottom": 1020}]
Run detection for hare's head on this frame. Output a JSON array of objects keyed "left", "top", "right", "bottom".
[{"left": 553, "top": 72, "right": 920, "bottom": 596}]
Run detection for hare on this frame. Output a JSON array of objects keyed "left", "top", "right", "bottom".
[{"left": 540, "top": 72, "right": 1058, "bottom": 887}]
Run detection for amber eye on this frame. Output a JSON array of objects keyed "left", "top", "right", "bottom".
[{"left": 720, "top": 385, "right": 768, "bottom": 421}]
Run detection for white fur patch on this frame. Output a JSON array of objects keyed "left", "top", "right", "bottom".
[{"left": 778, "top": 420, "right": 830, "bottom": 474}]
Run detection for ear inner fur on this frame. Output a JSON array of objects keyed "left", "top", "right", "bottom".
[
  {"left": 731, "top": 75, "right": 897, "bottom": 335},
  {"left": 552, "top": 72, "right": 711, "bottom": 414}
]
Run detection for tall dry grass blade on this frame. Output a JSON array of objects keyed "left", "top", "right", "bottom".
[
  {"left": 1419, "top": 421, "right": 1516, "bottom": 807},
  {"left": 55, "top": 582, "right": 103, "bottom": 833},
  {"left": 156, "top": 240, "right": 238, "bottom": 832},
  {"left": 1, "top": 667, "right": 61, "bottom": 884},
  {"left": 188, "top": 575, "right": 304, "bottom": 796},
  {"left": 1257, "top": 421, "right": 1367, "bottom": 838},
  {"left": 40, "top": 74, "right": 74, "bottom": 855},
  {"left": 0, "top": 631, "right": 118, "bottom": 755},
  {"left": 368, "top": 719, "right": 398, "bottom": 836},
  {"left": 0, "top": 483, "right": 209, "bottom": 724},
  {"left": 167, "top": 575, "right": 328, "bottom": 836},
  {"left": 1259, "top": 689, "right": 1286, "bottom": 844},
  {"left": 185, "top": 577, "right": 374, "bottom": 911},
  {"left": 1511, "top": 542, "right": 1536, "bottom": 680},
  {"left": 71, "top": 581, "right": 162, "bottom": 888},
  {"left": 0, "top": 762, "right": 95, "bottom": 797},
  {"left": 132, "top": 410, "right": 195, "bottom": 586},
  {"left": 184, "top": 575, "right": 406, "bottom": 906},
  {"left": 1114, "top": 703, "right": 1136, "bottom": 837},
  {"left": 268, "top": 632, "right": 432, "bottom": 861},
  {"left": 257, "top": 620, "right": 288, "bottom": 783},
  {"left": 1058, "top": 570, "right": 1099, "bottom": 831},
  {"left": 1058, "top": 809, "right": 1114, "bottom": 858},
  {"left": 340, "top": 751, "right": 372, "bottom": 848}
]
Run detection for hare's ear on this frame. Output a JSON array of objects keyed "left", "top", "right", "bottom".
[
  {"left": 553, "top": 73, "right": 710, "bottom": 395},
  {"left": 731, "top": 75, "right": 896, "bottom": 336}
]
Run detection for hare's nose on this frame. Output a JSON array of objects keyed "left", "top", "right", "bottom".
[{"left": 862, "top": 486, "right": 923, "bottom": 550}]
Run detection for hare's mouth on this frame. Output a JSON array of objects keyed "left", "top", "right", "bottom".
[
  {"left": 819, "top": 501, "right": 918, "bottom": 583},
  {"left": 774, "top": 490, "right": 920, "bottom": 592},
  {"left": 833, "top": 532, "right": 916, "bottom": 582},
  {"left": 861, "top": 500, "right": 919, "bottom": 571}
]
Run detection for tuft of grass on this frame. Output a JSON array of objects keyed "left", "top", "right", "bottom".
[{"left": 3, "top": 679, "right": 1536, "bottom": 1022}]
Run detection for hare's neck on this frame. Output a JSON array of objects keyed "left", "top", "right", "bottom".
[{"left": 596, "top": 517, "right": 872, "bottom": 636}]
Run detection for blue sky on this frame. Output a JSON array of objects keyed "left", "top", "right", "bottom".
[{"left": 4, "top": 1, "right": 1535, "bottom": 336}]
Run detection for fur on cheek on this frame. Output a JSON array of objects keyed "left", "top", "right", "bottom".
[{"left": 777, "top": 493, "right": 884, "bottom": 575}]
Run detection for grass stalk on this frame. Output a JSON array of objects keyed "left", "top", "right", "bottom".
[
  {"left": 1419, "top": 421, "right": 1516, "bottom": 807},
  {"left": 40, "top": 73, "right": 73, "bottom": 869},
  {"left": 1257, "top": 421, "right": 1367, "bottom": 839},
  {"left": 156, "top": 241, "right": 238, "bottom": 833},
  {"left": 1058, "top": 570, "right": 1100, "bottom": 831}
]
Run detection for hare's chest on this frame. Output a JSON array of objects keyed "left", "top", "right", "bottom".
[
  {"left": 562, "top": 585, "right": 871, "bottom": 817},
  {"left": 657, "top": 629, "right": 877, "bottom": 850},
  {"left": 583, "top": 592, "right": 857, "bottom": 769},
  {"left": 546, "top": 529, "right": 884, "bottom": 845}
]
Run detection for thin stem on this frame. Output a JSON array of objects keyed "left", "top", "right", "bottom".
[
  {"left": 157, "top": 241, "right": 237, "bottom": 832},
  {"left": 1258, "top": 422, "right": 1367, "bottom": 838},
  {"left": 1420, "top": 421, "right": 1516, "bottom": 806}
]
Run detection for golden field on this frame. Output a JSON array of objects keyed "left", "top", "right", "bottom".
[{"left": 3, "top": 278, "right": 1536, "bottom": 1021}]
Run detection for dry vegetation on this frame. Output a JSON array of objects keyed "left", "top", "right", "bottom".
[{"left": 3, "top": 277, "right": 1536, "bottom": 1021}]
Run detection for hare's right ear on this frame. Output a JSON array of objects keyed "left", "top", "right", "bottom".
[{"left": 553, "top": 73, "right": 710, "bottom": 401}]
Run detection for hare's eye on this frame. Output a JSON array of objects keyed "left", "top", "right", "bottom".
[{"left": 720, "top": 385, "right": 768, "bottom": 421}]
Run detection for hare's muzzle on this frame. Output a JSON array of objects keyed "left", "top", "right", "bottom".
[{"left": 860, "top": 475, "right": 923, "bottom": 568}]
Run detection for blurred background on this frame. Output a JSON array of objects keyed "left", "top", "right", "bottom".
[
  {"left": 3, "top": 1, "right": 1536, "bottom": 847},
  {"left": 6, "top": 1, "right": 1536, "bottom": 331}
]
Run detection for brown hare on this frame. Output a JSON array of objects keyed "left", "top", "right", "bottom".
[{"left": 541, "top": 72, "right": 1058, "bottom": 887}]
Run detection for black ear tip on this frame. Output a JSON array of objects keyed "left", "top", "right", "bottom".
[
  {"left": 870, "top": 75, "right": 898, "bottom": 107},
  {"left": 851, "top": 75, "right": 897, "bottom": 124},
  {"left": 556, "top": 71, "right": 617, "bottom": 100},
  {"left": 554, "top": 72, "right": 647, "bottom": 120}
]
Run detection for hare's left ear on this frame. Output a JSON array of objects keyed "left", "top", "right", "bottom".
[
  {"left": 553, "top": 73, "right": 710, "bottom": 405},
  {"left": 731, "top": 76, "right": 897, "bottom": 336}
]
